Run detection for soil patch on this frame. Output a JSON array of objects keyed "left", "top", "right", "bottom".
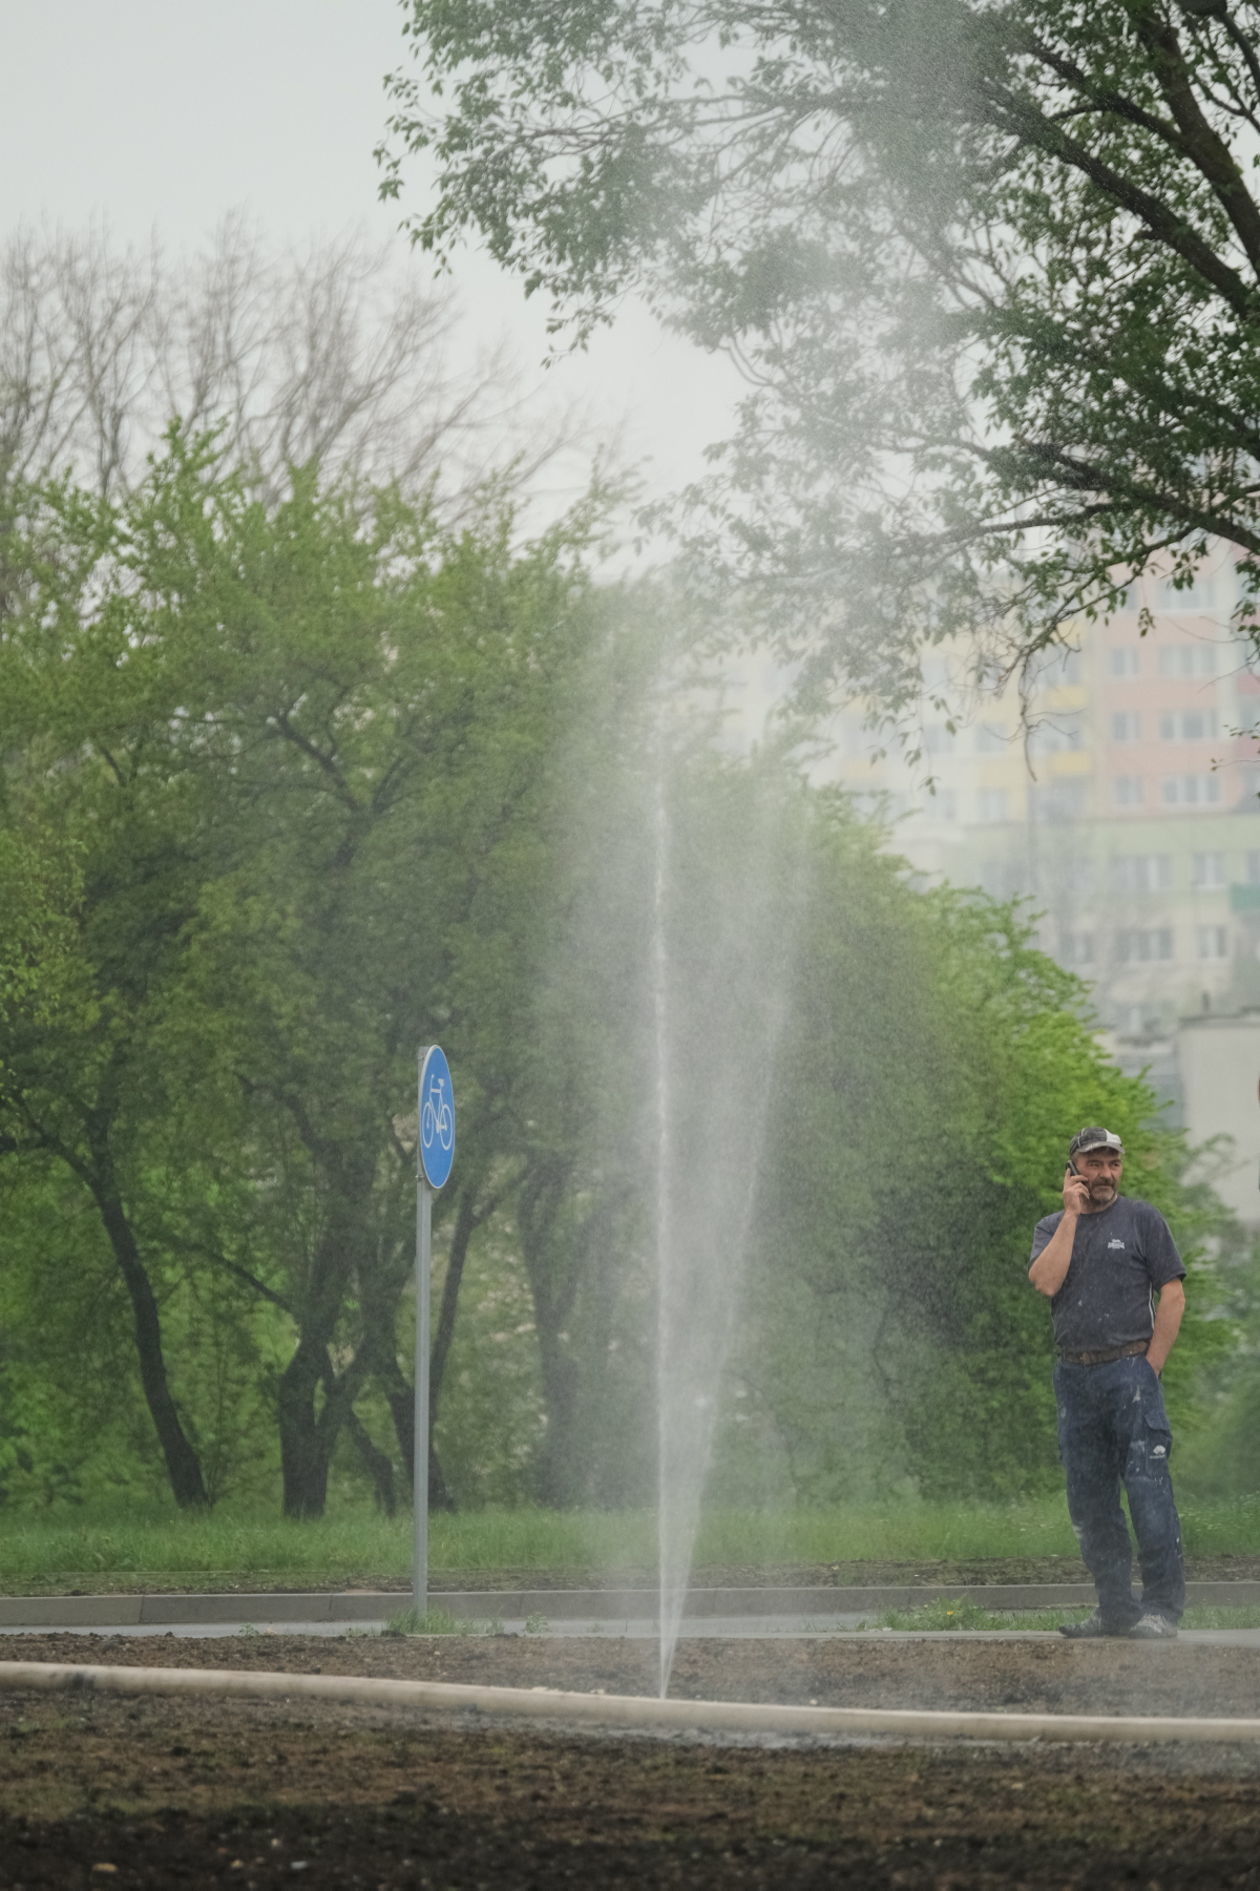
[{"left": 4, "top": 1632, "right": 1260, "bottom": 1886}]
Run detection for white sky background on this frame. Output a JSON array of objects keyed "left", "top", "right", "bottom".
[{"left": 3, "top": 0, "right": 739, "bottom": 510}]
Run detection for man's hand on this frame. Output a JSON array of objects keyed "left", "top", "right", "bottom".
[
  {"left": 1063, "top": 1167, "right": 1090, "bottom": 1216},
  {"left": 1146, "top": 1279, "right": 1185, "bottom": 1376}
]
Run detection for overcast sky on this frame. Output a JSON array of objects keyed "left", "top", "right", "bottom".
[{"left": 4, "top": 0, "right": 736, "bottom": 500}]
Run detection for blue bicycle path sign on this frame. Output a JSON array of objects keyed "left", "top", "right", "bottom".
[{"left": 418, "top": 1045, "right": 455, "bottom": 1190}]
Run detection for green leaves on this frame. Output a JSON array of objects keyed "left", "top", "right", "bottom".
[
  {"left": 384, "top": 0, "right": 1260, "bottom": 707},
  {"left": 0, "top": 431, "right": 612, "bottom": 1510}
]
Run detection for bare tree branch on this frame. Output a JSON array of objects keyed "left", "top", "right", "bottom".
[{"left": 0, "top": 219, "right": 586, "bottom": 521}]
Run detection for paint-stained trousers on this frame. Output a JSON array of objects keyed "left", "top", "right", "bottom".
[{"left": 1053, "top": 1353, "right": 1185, "bottom": 1626}]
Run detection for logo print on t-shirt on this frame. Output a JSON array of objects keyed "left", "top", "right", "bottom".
[{"left": 1107, "top": 1239, "right": 1125, "bottom": 1249}]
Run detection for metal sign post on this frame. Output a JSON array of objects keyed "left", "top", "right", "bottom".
[{"left": 414, "top": 1044, "right": 455, "bottom": 1617}]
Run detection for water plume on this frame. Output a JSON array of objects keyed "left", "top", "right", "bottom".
[{"left": 647, "top": 701, "right": 803, "bottom": 1696}]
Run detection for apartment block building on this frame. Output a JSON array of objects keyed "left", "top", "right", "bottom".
[{"left": 823, "top": 549, "right": 1260, "bottom": 1065}]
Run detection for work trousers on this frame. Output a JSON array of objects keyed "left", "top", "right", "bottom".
[{"left": 1053, "top": 1353, "right": 1185, "bottom": 1626}]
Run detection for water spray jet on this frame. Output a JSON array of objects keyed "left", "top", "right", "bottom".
[{"left": 646, "top": 710, "right": 801, "bottom": 1696}]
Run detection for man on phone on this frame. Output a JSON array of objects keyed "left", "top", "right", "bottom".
[{"left": 1028, "top": 1126, "right": 1186, "bottom": 1639}]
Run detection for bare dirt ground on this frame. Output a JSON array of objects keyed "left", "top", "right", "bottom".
[{"left": 5, "top": 1630, "right": 1260, "bottom": 1888}]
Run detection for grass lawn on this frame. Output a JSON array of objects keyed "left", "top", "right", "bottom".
[
  {"left": 1, "top": 1494, "right": 1259, "bottom": 1594},
  {"left": 874, "top": 1599, "right": 1260, "bottom": 1632}
]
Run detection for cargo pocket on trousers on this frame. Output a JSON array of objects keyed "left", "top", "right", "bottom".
[{"left": 1130, "top": 1367, "right": 1173, "bottom": 1480}]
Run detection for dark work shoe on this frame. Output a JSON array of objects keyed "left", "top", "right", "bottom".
[
  {"left": 1129, "top": 1613, "right": 1178, "bottom": 1640},
  {"left": 1058, "top": 1611, "right": 1132, "bottom": 1639}
]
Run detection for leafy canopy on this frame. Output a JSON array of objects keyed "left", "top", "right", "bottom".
[{"left": 382, "top": 0, "right": 1260, "bottom": 710}]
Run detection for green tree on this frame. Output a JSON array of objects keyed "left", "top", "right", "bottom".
[
  {"left": 382, "top": 0, "right": 1260, "bottom": 710},
  {"left": 734, "top": 814, "right": 1226, "bottom": 1503},
  {"left": 165, "top": 471, "right": 610, "bottom": 1517},
  {"left": 1, "top": 431, "right": 1230, "bottom": 1517},
  {"left": 0, "top": 478, "right": 220, "bottom": 1505},
  {"left": 0, "top": 435, "right": 611, "bottom": 1515}
]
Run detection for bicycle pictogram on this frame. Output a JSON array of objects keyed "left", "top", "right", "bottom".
[
  {"left": 417, "top": 1044, "right": 455, "bottom": 1190},
  {"left": 421, "top": 1074, "right": 454, "bottom": 1153}
]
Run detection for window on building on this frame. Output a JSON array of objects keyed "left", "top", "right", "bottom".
[
  {"left": 1162, "top": 774, "right": 1222, "bottom": 805},
  {"left": 1109, "top": 647, "right": 1141, "bottom": 677},
  {"left": 1191, "top": 852, "right": 1227, "bottom": 888},
  {"left": 1235, "top": 767, "right": 1260, "bottom": 809},
  {"left": 1159, "top": 709, "right": 1216, "bottom": 740},
  {"left": 1032, "top": 780, "right": 1088, "bottom": 820},
  {"left": 1112, "top": 776, "right": 1145, "bottom": 806},
  {"left": 1115, "top": 928, "right": 1175, "bottom": 963},
  {"left": 1111, "top": 854, "right": 1173, "bottom": 891},
  {"left": 1061, "top": 931, "right": 1094, "bottom": 966},
  {"left": 1027, "top": 645, "right": 1083, "bottom": 685},
  {"left": 1030, "top": 713, "right": 1084, "bottom": 756},
  {"left": 1196, "top": 925, "right": 1229, "bottom": 960},
  {"left": 1111, "top": 711, "right": 1141, "bottom": 742},
  {"left": 977, "top": 787, "right": 1010, "bottom": 822},
  {"left": 1158, "top": 644, "right": 1218, "bottom": 678},
  {"left": 977, "top": 856, "right": 1023, "bottom": 899},
  {"left": 1159, "top": 571, "right": 1219, "bottom": 612},
  {"left": 975, "top": 723, "right": 1008, "bottom": 754}
]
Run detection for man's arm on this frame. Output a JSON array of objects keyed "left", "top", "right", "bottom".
[
  {"left": 1028, "top": 1211, "right": 1080, "bottom": 1296},
  {"left": 1029, "top": 1171, "right": 1089, "bottom": 1297},
  {"left": 1146, "top": 1279, "right": 1185, "bottom": 1376}
]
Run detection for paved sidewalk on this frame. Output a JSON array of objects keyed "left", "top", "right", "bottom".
[
  {"left": 2, "top": 1582, "right": 1258, "bottom": 1641},
  {"left": 5, "top": 1618, "right": 1260, "bottom": 1644}
]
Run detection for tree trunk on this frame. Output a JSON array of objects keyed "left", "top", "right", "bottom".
[
  {"left": 92, "top": 1181, "right": 210, "bottom": 1510},
  {"left": 276, "top": 1144, "right": 378, "bottom": 1518},
  {"left": 276, "top": 1338, "right": 334, "bottom": 1519},
  {"left": 345, "top": 1408, "right": 397, "bottom": 1516},
  {"left": 420, "top": 1183, "right": 478, "bottom": 1511},
  {"left": 382, "top": 1382, "right": 456, "bottom": 1513},
  {"left": 430, "top": 1186, "right": 476, "bottom": 1408},
  {"left": 516, "top": 1158, "right": 586, "bottom": 1507},
  {"left": 532, "top": 1339, "right": 583, "bottom": 1507}
]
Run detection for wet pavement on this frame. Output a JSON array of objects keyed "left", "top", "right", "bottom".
[{"left": 2, "top": 1592, "right": 1259, "bottom": 1643}]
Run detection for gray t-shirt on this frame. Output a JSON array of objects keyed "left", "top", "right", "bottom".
[{"left": 1029, "top": 1194, "right": 1185, "bottom": 1355}]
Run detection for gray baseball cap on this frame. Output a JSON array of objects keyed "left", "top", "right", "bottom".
[{"left": 1069, "top": 1125, "right": 1125, "bottom": 1159}]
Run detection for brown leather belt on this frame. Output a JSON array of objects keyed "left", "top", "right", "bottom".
[{"left": 1057, "top": 1339, "right": 1149, "bottom": 1367}]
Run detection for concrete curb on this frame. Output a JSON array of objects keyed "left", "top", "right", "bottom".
[{"left": 1, "top": 1580, "right": 1258, "bottom": 1629}]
